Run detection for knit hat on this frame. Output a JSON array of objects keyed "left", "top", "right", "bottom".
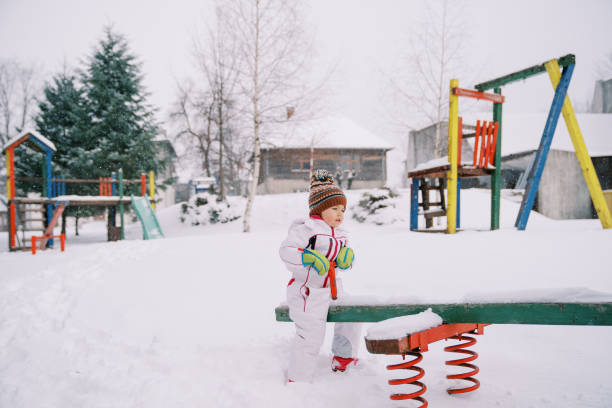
[{"left": 308, "top": 169, "right": 347, "bottom": 216}]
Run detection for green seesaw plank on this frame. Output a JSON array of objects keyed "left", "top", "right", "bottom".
[
  {"left": 475, "top": 54, "right": 575, "bottom": 92},
  {"left": 275, "top": 302, "right": 612, "bottom": 326}
]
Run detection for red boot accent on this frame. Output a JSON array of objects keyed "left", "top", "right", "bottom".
[{"left": 331, "top": 356, "right": 358, "bottom": 372}]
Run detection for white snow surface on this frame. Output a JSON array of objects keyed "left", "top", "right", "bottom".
[
  {"left": 366, "top": 308, "right": 443, "bottom": 340},
  {"left": 1, "top": 188, "right": 611, "bottom": 407}
]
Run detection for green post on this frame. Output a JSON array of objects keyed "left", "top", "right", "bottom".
[
  {"left": 118, "top": 168, "right": 125, "bottom": 239},
  {"left": 491, "top": 87, "right": 503, "bottom": 230}
]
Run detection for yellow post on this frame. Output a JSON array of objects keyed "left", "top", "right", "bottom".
[
  {"left": 447, "top": 79, "right": 459, "bottom": 234},
  {"left": 149, "top": 171, "right": 155, "bottom": 210},
  {"left": 545, "top": 60, "right": 612, "bottom": 229}
]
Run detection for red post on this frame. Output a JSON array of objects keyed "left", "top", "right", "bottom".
[
  {"left": 60, "top": 234, "right": 66, "bottom": 251},
  {"left": 31, "top": 236, "right": 37, "bottom": 255},
  {"left": 479, "top": 121, "right": 489, "bottom": 168},
  {"left": 489, "top": 122, "right": 499, "bottom": 166},
  {"left": 141, "top": 173, "right": 146, "bottom": 196},
  {"left": 473, "top": 121, "right": 481, "bottom": 167}
]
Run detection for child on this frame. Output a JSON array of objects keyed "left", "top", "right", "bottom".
[{"left": 279, "top": 169, "right": 362, "bottom": 383}]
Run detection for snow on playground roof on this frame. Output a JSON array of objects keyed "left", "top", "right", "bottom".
[
  {"left": 2, "top": 130, "right": 57, "bottom": 152},
  {"left": 461, "top": 112, "right": 612, "bottom": 157},
  {"left": 264, "top": 116, "right": 394, "bottom": 150}
]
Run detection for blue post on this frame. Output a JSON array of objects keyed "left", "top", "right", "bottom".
[
  {"left": 515, "top": 64, "right": 575, "bottom": 230},
  {"left": 456, "top": 178, "right": 461, "bottom": 230},
  {"left": 46, "top": 150, "right": 54, "bottom": 247},
  {"left": 410, "top": 178, "right": 420, "bottom": 231}
]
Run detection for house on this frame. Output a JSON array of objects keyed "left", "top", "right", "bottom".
[
  {"left": 259, "top": 117, "right": 394, "bottom": 194},
  {"left": 407, "top": 112, "right": 612, "bottom": 220}
]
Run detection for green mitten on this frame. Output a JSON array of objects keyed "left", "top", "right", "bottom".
[
  {"left": 302, "top": 248, "right": 330, "bottom": 276},
  {"left": 336, "top": 247, "right": 354, "bottom": 270}
]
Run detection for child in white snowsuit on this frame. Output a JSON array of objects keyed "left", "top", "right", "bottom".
[{"left": 279, "top": 169, "right": 362, "bottom": 383}]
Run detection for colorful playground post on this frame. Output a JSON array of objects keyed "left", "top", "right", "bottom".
[{"left": 447, "top": 79, "right": 459, "bottom": 234}]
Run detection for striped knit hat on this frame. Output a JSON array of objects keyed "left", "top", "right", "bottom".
[{"left": 309, "top": 169, "right": 346, "bottom": 216}]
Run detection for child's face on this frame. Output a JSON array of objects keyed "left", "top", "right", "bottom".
[{"left": 320, "top": 205, "right": 345, "bottom": 228}]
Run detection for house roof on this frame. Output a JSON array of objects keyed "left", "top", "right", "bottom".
[
  {"left": 460, "top": 112, "right": 612, "bottom": 157},
  {"left": 263, "top": 116, "right": 394, "bottom": 150},
  {"left": 2, "top": 130, "right": 57, "bottom": 153}
]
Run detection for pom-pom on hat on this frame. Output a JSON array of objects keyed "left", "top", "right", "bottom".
[{"left": 309, "top": 169, "right": 347, "bottom": 216}]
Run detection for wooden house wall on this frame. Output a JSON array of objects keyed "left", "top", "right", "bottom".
[{"left": 259, "top": 148, "right": 388, "bottom": 193}]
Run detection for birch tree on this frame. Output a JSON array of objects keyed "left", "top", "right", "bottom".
[
  {"left": 0, "top": 59, "right": 39, "bottom": 147},
  {"left": 194, "top": 5, "right": 241, "bottom": 201},
  {"left": 223, "top": 0, "right": 317, "bottom": 232},
  {"left": 388, "top": 0, "right": 468, "bottom": 159},
  {"left": 170, "top": 82, "right": 216, "bottom": 178}
]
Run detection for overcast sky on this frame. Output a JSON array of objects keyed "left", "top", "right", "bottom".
[{"left": 1, "top": 0, "right": 611, "bottom": 143}]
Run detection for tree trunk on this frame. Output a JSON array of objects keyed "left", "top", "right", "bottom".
[
  {"left": 243, "top": 0, "right": 260, "bottom": 233},
  {"left": 217, "top": 88, "right": 225, "bottom": 201}
]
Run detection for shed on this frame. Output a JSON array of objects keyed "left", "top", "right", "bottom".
[{"left": 259, "top": 117, "right": 393, "bottom": 194}]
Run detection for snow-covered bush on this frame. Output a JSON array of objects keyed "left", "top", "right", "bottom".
[
  {"left": 351, "top": 188, "right": 405, "bottom": 225},
  {"left": 180, "top": 193, "right": 243, "bottom": 226}
]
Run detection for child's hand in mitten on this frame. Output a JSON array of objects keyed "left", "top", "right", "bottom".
[
  {"left": 302, "top": 248, "right": 330, "bottom": 276},
  {"left": 336, "top": 247, "right": 354, "bottom": 270}
]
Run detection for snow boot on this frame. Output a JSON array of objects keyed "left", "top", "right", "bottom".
[{"left": 331, "top": 356, "right": 358, "bottom": 372}]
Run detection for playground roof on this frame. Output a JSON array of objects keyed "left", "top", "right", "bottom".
[
  {"left": 263, "top": 116, "right": 394, "bottom": 150},
  {"left": 2, "top": 130, "right": 57, "bottom": 153},
  {"left": 461, "top": 112, "right": 612, "bottom": 157}
]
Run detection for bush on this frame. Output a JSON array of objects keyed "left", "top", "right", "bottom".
[
  {"left": 351, "top": 188, "right": 404, "bottom": 225},
  {"left": 180, "top": 193, "right": 242, "bottom": 226}
]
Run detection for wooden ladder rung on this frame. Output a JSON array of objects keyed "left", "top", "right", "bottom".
[{"left": 422, "top": 209, "right": 446, "bottom": 219}]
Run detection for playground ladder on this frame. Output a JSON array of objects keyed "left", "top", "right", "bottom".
[
  {"left": 15, "top": 202, "right": 46, "bottom": 249},
  {"left": 418, "top": 178, "right": 447, "bottom": 229}
]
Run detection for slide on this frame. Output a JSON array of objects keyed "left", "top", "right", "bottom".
[{"left": 130, "top": 195, "right": 164, "bottom": 240}]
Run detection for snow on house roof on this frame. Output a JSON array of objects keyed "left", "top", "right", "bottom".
[
  {"left": 461, "top": 112, "right": 612, "bottom": 157},
  {"left": 264, "top": 116, "right": 394, "bottom": 150},
  {"left": 2, "top": 130, "right": 57, "bottom": 153}
]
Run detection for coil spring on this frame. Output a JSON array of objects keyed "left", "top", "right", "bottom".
[
  {"left": 386, "top": 351, "right": 428, "bottom": 407},
  {"left": 444, "top": 334, "right": 480, "bottom": 394}
]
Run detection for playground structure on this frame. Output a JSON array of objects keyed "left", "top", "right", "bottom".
[
  {"left": 3, "top": 130, "right": 163, "bottom": 252},
  {"left": 408, "top": 54, "right": 612, "bottom": 233}
]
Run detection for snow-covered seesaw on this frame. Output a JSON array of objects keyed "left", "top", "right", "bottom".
[{"left": 276, "top": 299, "right": 612, "bottom": 405}]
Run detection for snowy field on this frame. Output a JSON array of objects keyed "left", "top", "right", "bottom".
[{"left": 1, "top": 188, "right": 611, "bottom": 407}]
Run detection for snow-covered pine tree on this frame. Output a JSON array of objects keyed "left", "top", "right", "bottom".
[
  {"left": 81, "top": 27, "right": 165, "bottom": 185},
  {"left": 35, "top": 72, "right": 90, "bottom": 180}
]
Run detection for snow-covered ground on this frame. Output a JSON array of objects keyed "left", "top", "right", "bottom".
[{"left": 1, "top": 189, "right": 611, "bottom": 407}]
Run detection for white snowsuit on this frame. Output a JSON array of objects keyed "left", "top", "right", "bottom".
[{"left": 279, "top": 216, "right": 362, "bottom": 382}]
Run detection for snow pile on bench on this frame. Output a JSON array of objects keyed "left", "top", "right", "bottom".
[{"left": 365, "top": 308, "right": 443, "bottom": 340}]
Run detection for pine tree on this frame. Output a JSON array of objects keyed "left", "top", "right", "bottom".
[
  {"left": 82, "top": 27, "right": 165, "bottom": 182},
  {"left": 35, "top": 72, "right": 90, "bottom": 180}
]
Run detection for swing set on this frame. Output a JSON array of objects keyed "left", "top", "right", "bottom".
[{"left": 408, "top": 54, "right": 612, "bottom": 233}]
